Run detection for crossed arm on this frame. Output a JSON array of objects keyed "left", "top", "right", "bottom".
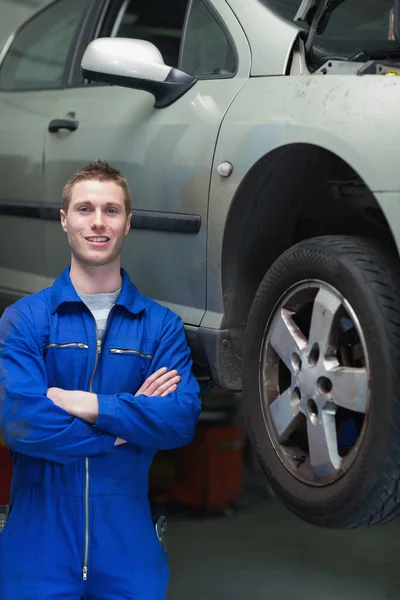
[
  {"left": 47, "top": 367, "right": 181, "bottom": 445},
  {"left": 0, "top": 306, "right": 201, "bottom": 463}
]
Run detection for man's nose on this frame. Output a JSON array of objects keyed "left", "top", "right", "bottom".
[{"left": 91, "top": 210, "right": 106, "bottom": 229}]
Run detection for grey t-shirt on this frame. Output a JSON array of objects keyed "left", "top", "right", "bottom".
[{"left": 78, "top": 288, "right": 121, "bottom": 339}]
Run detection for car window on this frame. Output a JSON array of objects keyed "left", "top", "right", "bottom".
[
  {"left": 111, "top": 0, "right": 189, "bottom": 68},
  {"left": 261, "top": 0, "right": 396, "bottom": 56},
  {"left": 0, "top": 0, "right": 85, "bottom": 92},
  {"left": 180, "top": 0, "right": 236, "bottom": 77}
]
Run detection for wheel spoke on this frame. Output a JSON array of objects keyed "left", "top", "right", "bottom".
[
  {"left": 307, "top": 403, "right": 341, "bottom": 478},
  {"left": 270, "top": 388, "right": 302, "bottom": 442},
  {"left": 309, "top": 289, "right": 342, "bottom": 353},
  {"left": 269, "top": 308, "right": 307, "bottom": 370},
  {"left": 329, "top": 367, "right": 369, "bottom": 414}
]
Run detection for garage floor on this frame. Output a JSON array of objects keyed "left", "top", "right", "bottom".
[{"left": 166, "top": 477, "right": 400, "bottom": 600}]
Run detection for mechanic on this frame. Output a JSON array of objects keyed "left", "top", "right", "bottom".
[{"left": 0, "top": 160, "right": 201, "bottom": 600}]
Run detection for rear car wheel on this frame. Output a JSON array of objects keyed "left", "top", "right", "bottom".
[{"left": 243, "top": 236, "right": 400, "bottom": 528}]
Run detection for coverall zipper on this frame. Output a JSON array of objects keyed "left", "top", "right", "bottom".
[
  {"left": 82, "top": 311, "right": 113, "bottom": 581},
  {"left": 46, "top": 342, "right": 88, "bottom": 349},
  {"left": 110, "top": 348, "right": 153, "bottom": 359}
]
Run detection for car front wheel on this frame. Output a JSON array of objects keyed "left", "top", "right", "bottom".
[{"left": 243, "top": 235, "right": 400, "bottom": 529}]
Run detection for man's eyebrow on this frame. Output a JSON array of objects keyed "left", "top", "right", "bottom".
[
  {"left": 73, "top": 200, "right": 94, "bottom": 206},
  {"left": 73, "top": 201, "right": 122, "bottom": 208}
]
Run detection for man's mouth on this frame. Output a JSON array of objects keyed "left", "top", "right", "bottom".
[{"left": 85, "top": 236, "right": 110, "bottom": 245}]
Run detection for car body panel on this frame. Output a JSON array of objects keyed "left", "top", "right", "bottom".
[
  {"left": 0, "top": 89, "right": 60, "bottom": 296},
  {"left": 204, "top": 73, "right": 400, "bottom": 319},
  {"left": 226, "top": 0, "right": 301, "bottom": 76},
  {"left": 41, "top": 0, "right": 251, "bottom": 324}
]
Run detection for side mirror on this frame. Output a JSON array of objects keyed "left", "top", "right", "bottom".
[{"left": 81, "top": 37, "right": 197, "bottom": 109}]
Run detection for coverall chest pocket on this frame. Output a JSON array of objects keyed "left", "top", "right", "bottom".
[
  {"left": 101, "top": 338, "right": 159, "bottom": 394},
  {"left": 44, "top": 341, "right": 89, "bottom": 391}
]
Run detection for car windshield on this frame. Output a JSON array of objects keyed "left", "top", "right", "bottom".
[{"left": 260, "top": 0, "right": 399, "bottom": 57}]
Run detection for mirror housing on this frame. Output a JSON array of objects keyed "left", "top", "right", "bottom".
[{"left": 81, "top": 38, "right": 197, "bottom": 109}]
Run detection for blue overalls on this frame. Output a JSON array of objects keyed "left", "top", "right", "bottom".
[{"left": 0, "top": 266, "right": 201, "bottom": 599}]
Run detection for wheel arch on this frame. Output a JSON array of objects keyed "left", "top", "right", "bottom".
[{"left": 221, "top": 142, "right": 397, "bottom": 360}]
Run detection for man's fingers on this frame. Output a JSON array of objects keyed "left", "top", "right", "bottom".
[
  {"left": 151, "top": 376, "right": 180, "bottom": 397},
  {"left": 160, "top": 384, "right": 178, "bottom": 397},
  {"left": 139, "top": 367, "right": 168, "bottom": 393},
  {"left": 135, "top": 367, "right": 169, "bottom": 395},
  {"left": 148, "top": 373, "right": 179, "bottom": 396},
  {"left": 146, "top": 371, "right": 179, "bottom": 396},
  {"left": 135, "top": 369, "right": 180, "bottom": 397}
]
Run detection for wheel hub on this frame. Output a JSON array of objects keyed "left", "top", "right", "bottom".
[
  {"left": 293, "top": 346, "right": 335, "bottom": 414},
  {"left": 261, "top": 281, "right": 370, "bottom": 486}
]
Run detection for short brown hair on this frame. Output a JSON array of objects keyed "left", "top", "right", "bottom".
[{"left": 62, "top": 160, "right": 132, "bottom": 214}]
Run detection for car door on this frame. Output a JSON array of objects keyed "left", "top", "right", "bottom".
[
  {"left": 42, "top": 0, "right": 250, "bottom": 325},
  {"left": 0, "top": 0, "right": 88, "bottom": 307}
]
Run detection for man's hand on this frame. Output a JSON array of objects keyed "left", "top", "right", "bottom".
[
  {"left": 135, "top": 367, "right": 180, "bottom": 397},
  {"left": 115, "top": 438, "right": 127, "bottom": 446},
  {"left": 111, "top": 368, "right": 178, "bottom": 447}
]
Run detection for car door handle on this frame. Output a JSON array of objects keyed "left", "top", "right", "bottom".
[{"left": 48, "top": 118, "right": 79, "bottom": 133}]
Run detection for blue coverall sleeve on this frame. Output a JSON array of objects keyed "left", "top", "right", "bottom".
[
  {"left": 0, "top": 306, "right": 116, "bottom": 464},
  {"left": 96, "top": 311, "right": 201, "bottom": 450}
]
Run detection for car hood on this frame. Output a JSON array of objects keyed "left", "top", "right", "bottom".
[{"left": 295, "top": 0, "right": 346, "bottom": 36}]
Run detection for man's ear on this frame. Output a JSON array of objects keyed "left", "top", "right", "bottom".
[
  {"left": 125, "top": 213, "right": 132, "bottom": 236},
  {"left": 60, "top": 209, "right": 68, "bottom": 233}
]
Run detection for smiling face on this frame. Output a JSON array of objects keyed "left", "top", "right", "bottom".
[{"left": 60, "top": 179, "right": 131, "bottom": 268}]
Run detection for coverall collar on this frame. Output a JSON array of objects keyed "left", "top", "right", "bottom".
[{"left": 50, "top": 265, "right": 146, "bottom": 316}]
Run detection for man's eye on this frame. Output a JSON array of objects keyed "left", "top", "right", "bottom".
[
  {"left": 79, "top": 207, "right": 90, "bottom": 212},
  {"left": 107, "top": 209, "right": 117, "bottom": 214}
]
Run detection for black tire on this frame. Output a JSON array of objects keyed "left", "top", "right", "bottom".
[{"left": 243, "top": 235, "right": 400, "bottom": 529}]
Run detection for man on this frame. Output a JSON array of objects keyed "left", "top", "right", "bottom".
[{"left": 0, "top": 160, "right": 201, "bottom": 600}]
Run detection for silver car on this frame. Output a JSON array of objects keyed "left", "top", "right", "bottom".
[{"left": 1, "top": 0, "right": 400, "bottom": 529}]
